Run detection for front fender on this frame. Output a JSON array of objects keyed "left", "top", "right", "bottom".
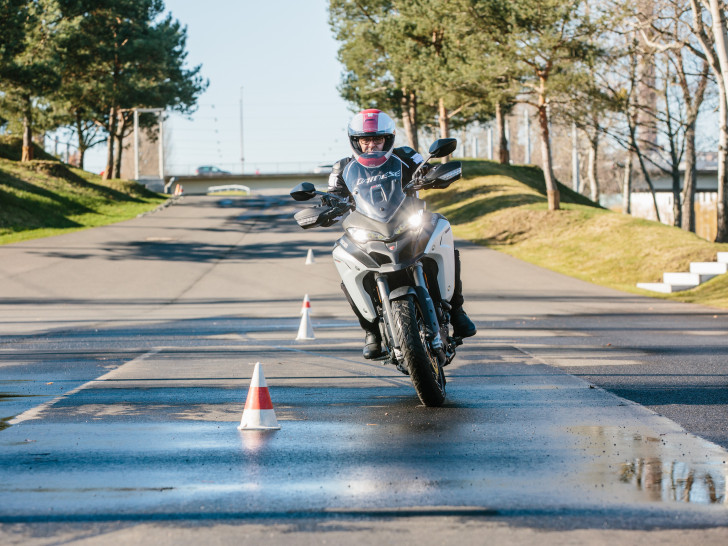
[{"left": 389, "top": 286, "right": 417, "bottom": 301}]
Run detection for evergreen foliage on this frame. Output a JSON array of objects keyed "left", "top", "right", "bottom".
[{"left": 0, "top": 0, "right": 207, "bottom": 175}]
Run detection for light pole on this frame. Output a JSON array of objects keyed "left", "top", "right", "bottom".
[{"left": 239, "top": 85, "right": 245, "bottom": 175}]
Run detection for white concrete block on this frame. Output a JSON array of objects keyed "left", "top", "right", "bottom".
[
  {"left": 689, "top": 262, "right": 728, "bottom": 275},
  {"left": 663, "top": 272, "right": 701, "bottom": 286},
  {"left": 636, "top": 282, "right": 674, "bottom": 293},
  {"left": 718, "top": 252, "right": 728, "bottom": 264}
]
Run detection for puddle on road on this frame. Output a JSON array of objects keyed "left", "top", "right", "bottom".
[{"left": 571, "top": 426, "right": 728, "bottom": 505}]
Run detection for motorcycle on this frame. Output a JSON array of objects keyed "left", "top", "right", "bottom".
[{"left": 290, "top": 138, "right": 463, "bottom": 406}]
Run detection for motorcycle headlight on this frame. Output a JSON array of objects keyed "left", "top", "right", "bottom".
[
  {"left": 347, "top": 227, "right": 387, "bottom": 242},
  {"left": 408, "top": 210, "right": 424, "bottom": 227},
  {"left": 393, "top": 211, "right": 425, "bottom": 236}
]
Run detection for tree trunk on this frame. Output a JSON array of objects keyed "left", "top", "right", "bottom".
[
  {"left": 663, "top": 68, "right": 682, "bottom": 227},
  {"left": 681, "top": 121, "right": 698, "bottom": 233},
  {"left": 75, "top": 112, "right": 86, "bottom": 170},
  {"left": 495, "top": 102, "right": 510, "bottom": 165},
  {"left": 627, "top": 98, "right": 661, "bottom": 223},
  {"left": 21, "top": 95, "right": 33, "bottom": 162},
  {"left": 689, "top": 0, "right": 728, "bottom": 240},
  {"left": 437, "top": 97, "right": 449, "bottom": 163},
  {"left": 669, "top": 150, "right": 682, "bottom": 228},
  {"left": 678, "top": 59, "right": 709, "bottom": 233},
  {"left": 717, "top": 79, "right": 728, "bottom": 241},
  {"left": 113, "top": 133, "right": 122, "bottom": 179},
  {"left": 587, "top": 134, "right": 599, "bottom": 203},
  {"left": 104, "top": 106, "right": 117, "bottom": 180},
  {"left": 113, "top": 113, "right": 130, "bottom": 179},
  {"left": 537, "top": 81, "right": 559, "bottom": 211},
  {"left": 401, "top": 89, "right": 419, "bottom": 151},
  {"left": 632, "top": 134, "right": 661, "bottom": 223},
  {"left": 622, "top": 150, "right": 633, "bottom": 215},
  {"left": 709, "top": 0, "right": 728, "bottom": 97}
]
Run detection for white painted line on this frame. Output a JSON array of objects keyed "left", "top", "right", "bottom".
[{"left": 8, "top": 347, "right": 164, "bottom": 425}]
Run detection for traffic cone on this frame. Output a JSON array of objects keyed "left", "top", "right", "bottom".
[
  {"left": 305, "top": 248, "right": 315, "bottom": 265},
  {"left": 296, "top": 294, "right": 315, "bottom": 340},
  {"left": 238, "top": 362, "right": 280, "bottom": 430}
]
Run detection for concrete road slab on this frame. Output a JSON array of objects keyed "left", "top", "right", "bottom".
[{"left": 1, "top": 194, "right": 727, "bottom": 543}]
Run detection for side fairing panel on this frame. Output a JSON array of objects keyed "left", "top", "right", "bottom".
[
  {"left": 424, "top": 218, "right": 455, "bottom": 301},
  {"left": 332, "top": 243, "right": 377, "bottom": 321}
]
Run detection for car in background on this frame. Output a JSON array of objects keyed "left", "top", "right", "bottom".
[{"left": 196, "top": 165, "right": 231, "bottom": 176}]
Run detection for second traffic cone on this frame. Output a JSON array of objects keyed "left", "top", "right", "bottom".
[
  {"left": 238, "top": 362, "right": 280, "bottom": 430},
  {"left": 296, "top": 294, "right": 315, "bottom": 340},
  {"left": 305, "top": 248, "right": 315, "bottom": 265}
]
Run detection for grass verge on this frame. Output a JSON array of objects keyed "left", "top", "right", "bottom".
[
  {"left": 425, "top": 159, "right": 728, "bottom": 309},
  {"left": 0, "top": 137, "right": 167, "bottom": 245}
]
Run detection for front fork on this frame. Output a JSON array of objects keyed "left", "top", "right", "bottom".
[
  {"left": 375, "top": 263, "right": 443, "bottom": 363},
  {"left": 375, "top": 275, "right": 402, "bottom": 361},
  {"left": 411, "top": 263, "right": 443, "bottom": 350}
]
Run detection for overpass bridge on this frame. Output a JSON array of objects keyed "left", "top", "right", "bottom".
[{"left": 160, "top": 172, "right": 329, "bottom": 195}]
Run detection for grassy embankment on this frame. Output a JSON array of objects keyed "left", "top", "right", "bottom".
[
  {"left": 425, "top": 159, "right": 728, "bottom": 309},
  {"left": 0, "top": 136, "right": 167, "bottom": 245}
]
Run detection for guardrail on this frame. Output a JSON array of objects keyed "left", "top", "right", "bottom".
[{"left": 208, "top": 184, "right": 251, "bottom": 195}]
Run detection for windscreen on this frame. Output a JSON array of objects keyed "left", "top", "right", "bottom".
[{"left": 343, "top": 156, "right": 405, "bottom": 223}]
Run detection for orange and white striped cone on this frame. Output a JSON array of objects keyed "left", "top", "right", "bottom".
[
  {"left": 296, "top": 294, "right": 315, "bottom": 340},
  {"left": 238, "top": 362, "right": 280, "bottom": 430}
]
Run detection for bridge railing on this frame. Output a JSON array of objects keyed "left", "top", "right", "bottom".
[{"left": 208, "top": 184, "right": 251, "bottom": 195}]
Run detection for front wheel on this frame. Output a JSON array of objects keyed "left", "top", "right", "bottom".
[{"left": 392, "top": 296, "right": 446, "bottom": 407}]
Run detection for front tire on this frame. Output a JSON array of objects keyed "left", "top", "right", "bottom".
[{"left": 392, "top": 296, "right": 446, "bottom": 407}]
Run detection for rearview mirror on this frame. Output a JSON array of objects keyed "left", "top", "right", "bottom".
[
  {"left": 428, "top": 138, "right": 457, "bottom": 158},
  {"left": 290, "top": 182, "right": 317, "bottom": 201}
]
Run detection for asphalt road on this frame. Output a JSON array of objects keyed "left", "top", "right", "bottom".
[{"left": 0, "top": 194, "right": 727, "bottom": 544}]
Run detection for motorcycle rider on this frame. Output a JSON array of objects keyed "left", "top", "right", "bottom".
[{"left": 328, "top": 108, "right": 477, "bottom": 359}]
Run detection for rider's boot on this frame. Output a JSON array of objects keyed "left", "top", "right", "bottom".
[
  {"left": 363, "top": 329, "right": 384, "bottom": 359},
  {"left": 451, "top": 307, "right": 477, "bottom": 338}
]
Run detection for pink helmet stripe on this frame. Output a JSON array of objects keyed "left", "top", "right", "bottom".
[{"left": 363, "top": 112, "right": 379, "bottom": 132}]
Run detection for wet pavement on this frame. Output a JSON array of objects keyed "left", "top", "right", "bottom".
[{"left": 0, "top": 194, "right": 727, "bottom": 542}]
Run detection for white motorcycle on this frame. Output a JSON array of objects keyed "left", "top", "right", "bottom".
[{"left": 291, "top": 139, "right": 463, "bottom": 406}]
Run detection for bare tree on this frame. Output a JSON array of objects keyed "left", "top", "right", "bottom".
[
  {"left": 640, "top": 0, "right": 711, "bottom": 232},
  {"left": 689, "top": 0, "right": 728, "bottom": 241}
]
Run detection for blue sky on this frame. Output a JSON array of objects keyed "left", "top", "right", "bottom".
[
  {"left": 79, "top": 1, "right": 719, "bottom": 177},
  {"left": 86, "top": 0, "right": 355, "bottom": 175}
]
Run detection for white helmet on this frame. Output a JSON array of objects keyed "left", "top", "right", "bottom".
[{"left": 348, "top": 109, "right": 396, "bottom": 167}]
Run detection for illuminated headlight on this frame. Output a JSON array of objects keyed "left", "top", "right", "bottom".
[
  {"left": 347, "top": 227, "right": 386, "bottom": 242},
  {"left": 408, "top": 210, "right": 424, "bottom": 227},
  {"left": 393, "top": 210, "right": 425, "bottom": 236}
]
